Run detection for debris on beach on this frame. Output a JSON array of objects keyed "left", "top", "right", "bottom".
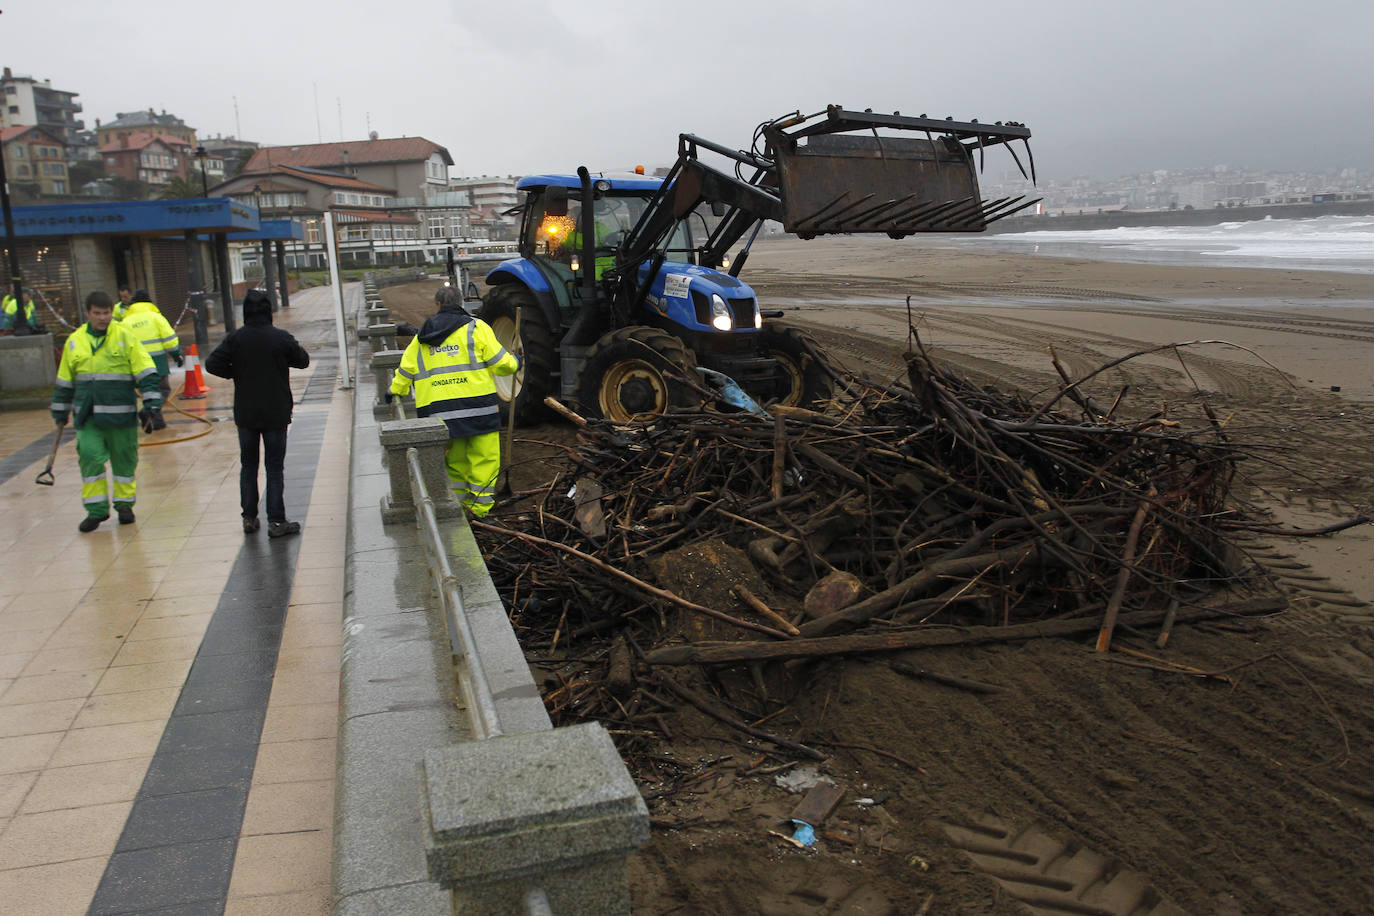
[{"left": 471, "top": 336, "right": 1301, "bottom": 783}]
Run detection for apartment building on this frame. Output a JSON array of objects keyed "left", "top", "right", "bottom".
[
  {"left": 100, "top": 133, "right": 193, "bottom": 185},
  {"left": 1, "top": 125, "right": 69, "bottom": 195},
  {"left": 0, "top": 68, "right": 84, "bottom": 146}
]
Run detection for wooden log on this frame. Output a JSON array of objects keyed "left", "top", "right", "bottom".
[
  {"left": 799, "top": 541, "right": 1046, "bottom": 638},
  {"left": 543, "top": 395, "right": 588, "bottom": 428},
  {"left": 1096, "top": 497, "right": 1152, "bottom": 652},
  {"left": 643, "top": 597, "right": 1286, "bottom": 666},
  {"left": 1156, "top": 598, "right": 1180, "bottom": 649},
  {"left": 771, "top": 413, "right": 787, "bottom": 501},
  {"left": 470, "top": 521, "right": 791, "bottom": 640},
  {"left": 734, "top": 585, "right": 801, "bottom": 636}
]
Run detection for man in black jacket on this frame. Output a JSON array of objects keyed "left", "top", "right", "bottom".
[{"left": 205, "top": 289, "right": 311, "bottom": 536}]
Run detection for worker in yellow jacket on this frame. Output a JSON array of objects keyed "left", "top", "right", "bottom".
[
  {"left": 389, "top": 287, "right": 521, "bottom": 516},
  {"left": 119, "top": 289, "right": 183, "bottom": 410},
  {"left": 113, "top": 284, "right": 134, "bottom": 321},
  {"left": 1, "top": 287, "right": 37, "bottom": 330},
  {"left": 51, "top": 291, "right": 163, "bottom": 532}
]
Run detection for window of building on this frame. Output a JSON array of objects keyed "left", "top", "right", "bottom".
[
  {"left": 15, "top": 164, "right": 29, "bottom": 176},
  {"left": 428, "top": 216, "right": 444, "bottom": 239},
  {"left": 6, "top": 105, "right": 16, "bottom": 114},
  {"left": 53, "top": 180, "right": 65, "bottom": 194},
  {"left": 106, "top": 156, "right": 115, "bottom": 167},
  {"left": 13, "top": 146, "right": 23, "bottom": 158},
  {"left": 306, "top": 222, "right": 321, "bottom": 244},
  {"left": 4, "top": 86, "right": 14, "bottom": 95}
]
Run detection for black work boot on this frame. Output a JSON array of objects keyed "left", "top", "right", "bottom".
[
  {"left": 243, "top": 516, "right": 260, "bottom": 534},
  {"left": 267, "top": 520, "right": 300, "bottom": 538},
  {"left": 117, "top": 506, "right": 136, "bottom": 525},
  {"left": 78, "top": 515, "right": 108, "bottom": 533}
]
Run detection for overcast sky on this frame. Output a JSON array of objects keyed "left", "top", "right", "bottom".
[{"left": 7, "top": 0, "right": 1372, "bottom": 184}]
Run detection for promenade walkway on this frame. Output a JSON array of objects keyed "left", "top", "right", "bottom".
[{"left": 0, "top": 286, "right": 353, "bottom": 914}]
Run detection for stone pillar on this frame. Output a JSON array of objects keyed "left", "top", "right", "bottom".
[
  {"left": 423, "top": 722, "right": 650, "bottom": 916},
  {"left": 378, "top": 417, "right": 463, "bottom": 523},
  {"left": 365, "top": 306, "right": 390, "bottom": 326},
  {"left": 362, "top": 323, "right": 397, "bottom": 354},
  {"left": 370, "top": 349, "right": 403, "bottom": 420}
]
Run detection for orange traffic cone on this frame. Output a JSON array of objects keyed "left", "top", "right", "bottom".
[{"left": 180, "top": 344, "right": 211, "bottom": 399}]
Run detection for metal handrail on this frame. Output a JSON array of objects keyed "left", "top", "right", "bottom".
[{"left": 405, "top": 446, "right": 504, "bottom": 739}]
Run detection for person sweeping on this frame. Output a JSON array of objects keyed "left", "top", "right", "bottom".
[
  {"left": 389, "top": 286, "right": 521, "bottom": 516},
  {"left": 50, "top": 291, "right": 163, "bottom": 532}
]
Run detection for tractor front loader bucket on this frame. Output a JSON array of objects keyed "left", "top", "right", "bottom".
[{"left": 765, "top": 107, "right": 1038, "bottom": 238}]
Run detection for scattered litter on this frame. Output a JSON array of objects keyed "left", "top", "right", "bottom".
[
  {"left": 907, "top": 853, "right": 931, "bottom": 872},
  {"left": 788, "top": 819, "right": 817, "bottom": 847},
  {"left": 774, "top": 766, "right": 829, "bottom": 794}
]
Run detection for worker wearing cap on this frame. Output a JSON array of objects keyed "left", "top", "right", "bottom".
[
  {"left": 389, "top": 287, "right": 521, "bottom": 516},
  {"left": 1, "top": 288, "right": 37, "bottom": 330},
  {"left": 120, "top": 289, "right": 184, "bottom": 409},
  {"left": 51, "top": 290, "right": 162, "bottom": 532}
]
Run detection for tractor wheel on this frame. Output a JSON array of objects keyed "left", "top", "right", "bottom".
[
  {"left": 575, "top": 326, "right": 702, "bottom": 422},
  {"left": 755, "top": 326, "right": 834, "bottom": 408},
  {"left": 479, "top": 285, "right": 555, "bottom": 426}
]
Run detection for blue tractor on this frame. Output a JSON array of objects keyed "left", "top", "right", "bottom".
[{"left": 479, "top": 106, "right": 1036, "bottom": 423}]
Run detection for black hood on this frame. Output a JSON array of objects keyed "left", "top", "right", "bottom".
[
  {"left": 242, "top": 289, "right": 273, "bottom": 326},
  {"left": 417, "top": 306, "right": 472, "bottom": 345}
]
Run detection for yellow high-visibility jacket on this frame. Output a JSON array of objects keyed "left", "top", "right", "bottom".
[
  {"left": 51, "top": 322, "right": 162, "bottom": 429},
  {"left": 120, "top": 300, "right": 182, "bottom": 376},
  {"left": 2, "top": 294, "right": 36, "bottom": 328},
  {"left": 390, "top": 310, "right": 520, "bottom": 437}
]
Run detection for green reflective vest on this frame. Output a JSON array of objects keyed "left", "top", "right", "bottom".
[{"left": 52, "top": 322, "right": 162, "bottom": 429}]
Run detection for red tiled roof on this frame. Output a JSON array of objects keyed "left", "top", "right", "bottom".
[
  {"left": 1, "top": 125, "right": 63, "bottom": 145},
  {"left": 98, "top": 132, "right": 192, "bottom": 154},
  {"left": 244, "top": 137, "right": 452, "bottom": 172},
  {"left": 229, "top": 165, "right": 395, "bottom": 193}
]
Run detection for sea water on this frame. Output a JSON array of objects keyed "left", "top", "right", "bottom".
[{"left": 959, "top": 215, "right": 1374, "bottom": 275}]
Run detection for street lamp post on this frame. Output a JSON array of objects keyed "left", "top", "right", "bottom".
[
  {"left": 194, "top": 146, "right": 209, "bottom": 197},
  {"left": 0, "top": 134, "right": 32, "bottom": 336}
]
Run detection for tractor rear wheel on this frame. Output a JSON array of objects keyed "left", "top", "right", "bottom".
[
  {"left": 575, "top": 326, "right": 702, "bottom": 422},
  {"left": 755, "top": 326, "right": 834, "bottom": 408},
  {"left": 479, "top": 284, "right": 554, "bottom": 425}
]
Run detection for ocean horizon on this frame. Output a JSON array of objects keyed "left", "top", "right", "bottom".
[{"left": 948, "top": 214, "right": 1374, "bottom": 275}]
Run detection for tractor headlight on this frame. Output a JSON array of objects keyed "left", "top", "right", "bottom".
[
  {"left": 710, "top": 293, "right": 732, "bottom": 331},
  {"left": 754, "top": 310, "right": 763, "bottom": 329}
]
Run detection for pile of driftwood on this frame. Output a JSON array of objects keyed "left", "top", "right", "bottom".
[{"left": 471, "top": 341, "right": 1292, "bottom": 765}]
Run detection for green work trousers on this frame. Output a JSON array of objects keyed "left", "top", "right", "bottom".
[
  {"left": 445, "top": 431, "right": 501, "bottom": 517},
  {"left": 77, "top": 424, "right": 139, "bottom": 518}
]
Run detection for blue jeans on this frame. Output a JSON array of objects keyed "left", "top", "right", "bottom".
[{"left": 238, "top": 426, "right": 288, "bottom": 523}]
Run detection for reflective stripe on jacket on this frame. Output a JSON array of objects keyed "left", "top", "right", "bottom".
[
  {"left": 120, "top": 301, "right": 181, "bottom": 376},
  {"left": 390, "top": 316, "right": 520, "bottom": 437},
  {"left": 52, "top": 322, "right": 161, "bottom": 429}
]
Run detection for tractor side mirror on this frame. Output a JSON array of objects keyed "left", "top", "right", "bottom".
[
  {"left": 545, "top": 187, "right": 569, "bottom": 217},
  {"left": 710, "top": 200, "right": 727, "bottom": 217}
]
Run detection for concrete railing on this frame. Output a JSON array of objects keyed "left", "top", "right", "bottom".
[{"left": 337, "top": 282, "right": 648, "bottom": 916}]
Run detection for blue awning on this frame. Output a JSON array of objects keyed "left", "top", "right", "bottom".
[{"left": 0, "top": 198, "right": 259, "bottom": 238}]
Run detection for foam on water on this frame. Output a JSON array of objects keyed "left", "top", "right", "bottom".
[{"left": 969, "top": 215, "right": 1374, "bottom": 274}]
